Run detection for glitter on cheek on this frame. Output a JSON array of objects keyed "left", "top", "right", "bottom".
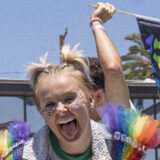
[
  {"left": 41, "top": 106, "right": 54, "bottom": 118},
  {"left": 79, "top": 98, "right": 87, "bottom": 103},
  {"left": 70, "top": 97, "right": 87, "bottom": 111},
  {"left": 79, "top": 98, "right": 87, "bottom": 107},
  {"left": 47, "top": 111, "right": 52, "bottom": 117}
]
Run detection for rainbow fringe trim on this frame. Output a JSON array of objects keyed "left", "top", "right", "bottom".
[
  {"left": 96, "top": 102, "right": 160, "bottom": 160},
  {"left": 0, "top": 120, "right": 30, "bottom": 160}
]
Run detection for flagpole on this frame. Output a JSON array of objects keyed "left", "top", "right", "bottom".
[
  {"left": 116, "top": 10, "right": 136, "bottom": 17},
  {"left": 89, "top": 5, "right": 137, "bottom": 17},
  {"left": 90, "top": 5, "right": 160, "bottom": 22}
]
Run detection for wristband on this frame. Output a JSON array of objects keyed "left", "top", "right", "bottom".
[
  {"left": 90, "top": 18, "right": 103, "bottom": 27},
  {"left": 92, "top": 24, "right": 105, "bottom": 32}
]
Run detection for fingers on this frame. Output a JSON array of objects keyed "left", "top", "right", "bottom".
[
  {"left": 90, "top": 2, "right": 115, "bottom": 23},
  {"left": 109, "top": 4, "right": 116, "bottom": 16},
  {"left": 96, "top": 2, "right": 115, "bottom": 14}
]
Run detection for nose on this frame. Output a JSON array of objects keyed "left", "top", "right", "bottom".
[{"left": 56, "top": 102, "right": 67, "bottom": 112}]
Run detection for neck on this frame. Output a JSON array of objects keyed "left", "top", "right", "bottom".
[{"left": 58, "top": 124, "right": 92, "bottom": 155}]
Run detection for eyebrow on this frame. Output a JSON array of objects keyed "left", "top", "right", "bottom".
[
  {"left": 42, "top": 92, "right": 77, "bottom": 102},
  {"left": 59, "top": 92, "right": 77, "bottom": 98}
]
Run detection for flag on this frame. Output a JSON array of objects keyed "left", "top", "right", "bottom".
[{"left": 136, "top": 16, "right": 160, "bottom": 96}]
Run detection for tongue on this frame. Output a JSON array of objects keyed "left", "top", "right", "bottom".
[{"left": 62, "top": 121, "right": 76, "bottom": 137}]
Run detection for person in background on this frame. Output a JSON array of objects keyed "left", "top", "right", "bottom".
[
  {"left": 88, "top": 57, "right": 106, "bottom": 121},
  {"left": 88, "top": 57, "right": 135, "bottom": 121}
]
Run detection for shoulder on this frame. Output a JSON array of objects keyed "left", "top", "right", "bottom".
[
  {"left": 23, "top": 125, "right": 50, "bottom": 160},
  {"left": 90, "top": 120, "right": 113, "bottom": 160},
  {"left": 90, "top": 120, "right": 112, "bottom": 140}
]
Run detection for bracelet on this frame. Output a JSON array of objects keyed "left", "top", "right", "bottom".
[
  {"left": 90, "top": 18, "right": 103, "bottom": 27},
  {"left": 92, "top": 24, "right": 105, "bottom": 32}
]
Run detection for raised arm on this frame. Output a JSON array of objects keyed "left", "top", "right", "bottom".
[{"left": 90, "top": 2, "right": 130, "bottom": 107}]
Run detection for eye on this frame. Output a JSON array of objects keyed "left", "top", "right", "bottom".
[
  {"left": 45, "top": 102, "right": 56, "bottom": 108},
  {"left": 64, "top": 97, "right": 75, "bottom": 104}
]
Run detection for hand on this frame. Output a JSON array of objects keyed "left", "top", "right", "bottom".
[{"left": 90, "top": 2, "right": 115, "bottom": 24}]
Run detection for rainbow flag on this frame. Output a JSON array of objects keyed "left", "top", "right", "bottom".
[{"left": 137, "top": 16, "right": 160, "bottom": 96}]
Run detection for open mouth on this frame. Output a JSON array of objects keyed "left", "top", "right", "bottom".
[{"left": 59, "top": 118, "right": 78, "bottom": 140}]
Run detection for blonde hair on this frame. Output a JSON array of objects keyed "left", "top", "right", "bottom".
[{"left": 27, "top": 44, "right": 93, "bottom": 110}]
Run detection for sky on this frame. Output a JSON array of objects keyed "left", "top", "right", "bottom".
[{"left": 0, "top": 0, "right": 160, "bottom": 79}]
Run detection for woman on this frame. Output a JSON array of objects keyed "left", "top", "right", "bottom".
[
  {"left": 0, "top": 3, "right": 124, "bottom": 160},
  {"left": 23, "top": 45, "right": 113, "bottom": 159},
  {"left": 22, "top": 2, "right": 133, "bottom": 160},
  {"left": 22, "top": 3, "right": 124, "bottom": 159}
]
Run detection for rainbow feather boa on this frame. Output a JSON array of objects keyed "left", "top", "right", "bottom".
[
  {"left": 96, "top": 102, "right": 160, "bottom": 160},
  {"left": 0, "top": 120, "right": 30, "bottom": 160}
]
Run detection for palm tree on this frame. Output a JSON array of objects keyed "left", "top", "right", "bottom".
[
  {"left": 121, "top": 33, "right": 153, "bottom": 80},
  {"left": 121, "top": 33, "right": 154, "bottom": 110}
]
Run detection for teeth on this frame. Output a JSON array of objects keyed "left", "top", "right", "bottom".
[{"left": 59, "top": 118, "right": 74, "bottom": 125}]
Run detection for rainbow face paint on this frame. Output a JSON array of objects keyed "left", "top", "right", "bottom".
[{"left": 41, "top": 95, "right": 87, "bottom": 117}]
